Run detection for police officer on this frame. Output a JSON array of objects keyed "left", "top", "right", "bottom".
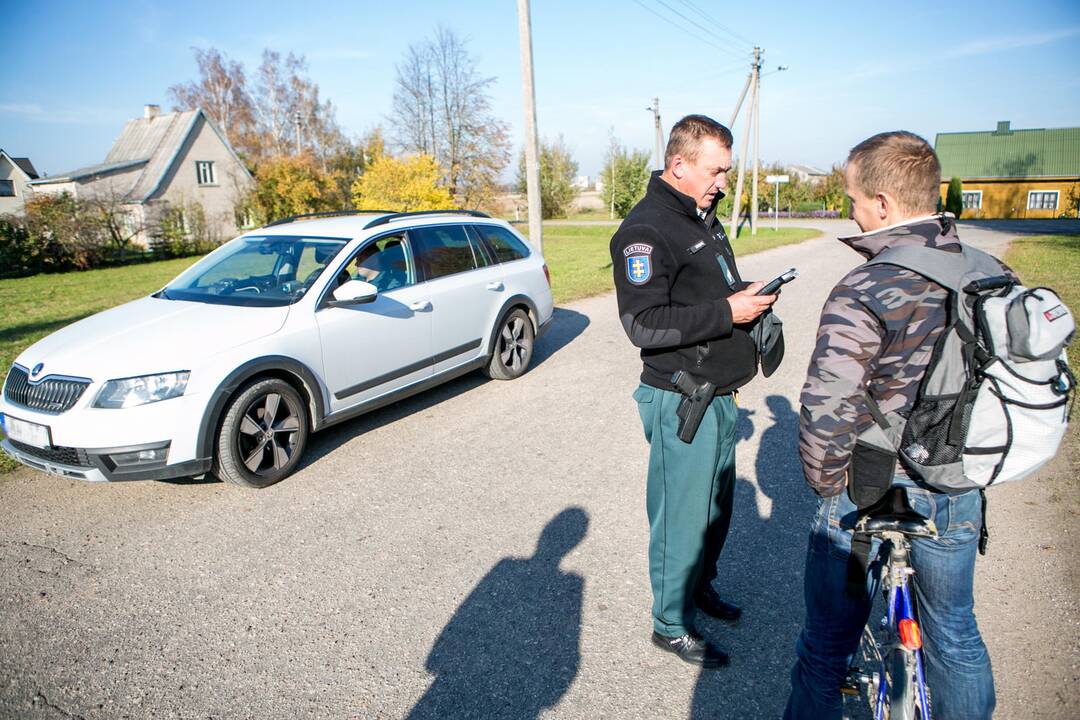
[{"left": 611, "top": 114, "right": 776, "bottom": 668}]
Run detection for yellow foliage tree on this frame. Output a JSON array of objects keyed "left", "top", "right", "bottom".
[
  {"left": 244, "top": 154, "right": 335, "bottom": 224},
  {"left": 351, "top": 154, "right": 455, "bottom": 212}
]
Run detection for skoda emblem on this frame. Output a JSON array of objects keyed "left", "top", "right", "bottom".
[{"left": 31, "top": 363, "right": 44, "bottom": 378}]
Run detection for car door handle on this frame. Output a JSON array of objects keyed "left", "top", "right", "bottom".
[
  {"left": 486, "top": 281, "right": 504, "bottom": 291},
  {"left": 409, "top": 300, "right": 432, "bottom": 312}
]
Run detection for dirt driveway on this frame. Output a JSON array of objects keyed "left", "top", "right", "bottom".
[{"left": 1, "top": 220, "right": 1075, "bottom": 719}]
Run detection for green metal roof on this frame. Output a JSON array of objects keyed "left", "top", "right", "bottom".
[{"left": 934, "top": 122, "right": 1080, "bottom": 179}]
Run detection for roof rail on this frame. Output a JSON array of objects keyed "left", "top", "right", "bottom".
[
  {"left": 362, "top": 209, "right": 491, "bottom": 229},
  {"left": 263, "top": 210, "right": 400, "bottom": 227}
]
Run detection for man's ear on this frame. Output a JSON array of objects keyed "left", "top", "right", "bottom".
[
  {"left": 875, "top": 192, "right": 891, "bottom": 221},
  {"left": 670, "top": 155, "right": 686, "bottom": 180}
]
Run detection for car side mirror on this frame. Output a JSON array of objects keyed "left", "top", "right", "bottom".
[{"left": 329, "top": 279, "right": 378, "bottom": 307}]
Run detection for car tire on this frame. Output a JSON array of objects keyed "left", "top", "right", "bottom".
[
  {"left": 486, "top": 308, "right": 535, "bottom": 381},
  {"left": 213, "top": 377, "right": 309, "bottom": 488}
]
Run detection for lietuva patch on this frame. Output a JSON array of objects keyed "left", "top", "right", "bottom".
[{"left": 624, "top": 243, "right": 653, "bottom": 284}]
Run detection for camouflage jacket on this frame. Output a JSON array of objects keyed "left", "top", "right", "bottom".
[{"left": 799, "top": 214, "right": 978, "bottom": 497}]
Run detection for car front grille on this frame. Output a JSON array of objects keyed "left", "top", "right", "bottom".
[
  {"left": 8, "top": 439, "right": 93, "bottom": 468},
  {"left": 4, "top": 365, "right": 90, "bottom": 414}
]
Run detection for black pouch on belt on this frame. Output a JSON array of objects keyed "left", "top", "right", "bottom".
[{"left": 845, "top": 396, "right": 899, "bottom": 597}]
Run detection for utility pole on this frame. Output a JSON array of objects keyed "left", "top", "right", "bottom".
[
  {"left": 750, "top": 53, "right": 761, "bottom": 236},
  {"left": 646, "top": 97, "right": 663, "bottom": 171},
  {"left": 294, "top": 111, "right": 303, "bottom": 155},
  {"left": 517, "top": 0, "right": 543, "bottom": 253},
  {"left": 728, "top": 72, "right": 752, "bottom": 129},
  {"left": 728, "top": 47, "right": 760, "bottom": 241}
]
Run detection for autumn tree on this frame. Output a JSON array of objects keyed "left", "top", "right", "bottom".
[
  {"left": 389, "top": 26, "right": 510, "bottom": 208},
  {"left": 351, "top": 154, "right": 455, "bottom": 212},
  {"left": 170, "top": 47, "right": 347, "bottom": 167},
  {"left": 241, "top": 154, "right": 336, "bottom": 225},
  {"left": 168, "top": 48, "right": 254, "bottom": 155}
]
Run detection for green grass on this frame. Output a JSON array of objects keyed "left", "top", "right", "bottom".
[
  {"left": 1003, "top": 234, "right": 1080, "bottom": 473},
  {"left": 526, "top": 223, "right": 822, "bottom": 304}
]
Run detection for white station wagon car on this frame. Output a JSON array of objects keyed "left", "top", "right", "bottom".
[{"left": 0, "top": 210, "right": 553, "bottom": 488}]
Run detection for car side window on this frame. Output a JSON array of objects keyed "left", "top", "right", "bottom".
[
  {"left": 342, "top": 234, "right": 414, "bottom": 293},
  {"left": 409, "top": 225, "right": 479, "bottom": 281},
  {"left": 472, "top": 224, "right": 531, "bottom": 264}
]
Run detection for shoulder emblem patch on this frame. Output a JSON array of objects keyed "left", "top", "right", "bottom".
[{"left": 623, "top": 243, "right": 653, "bottom": 284}]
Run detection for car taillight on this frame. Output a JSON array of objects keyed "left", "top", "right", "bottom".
[
  {"left": 899, "top": 619, "right": 922, "bottom": 650},
  {"left": 542, "top": 263, "right": 551, "bottom": 287}
]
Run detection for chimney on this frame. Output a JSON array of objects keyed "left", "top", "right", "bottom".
[
  {"left": 994, "top": 120, "right": 1011, "bottom": 135},
  {"left": 144, "top": 104, "right": 161, "bottom": 120}
]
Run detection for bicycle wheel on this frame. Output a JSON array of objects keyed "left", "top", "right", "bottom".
[
  {"left": 886, "top": 648, "right": 919, "bottom": 720},
  {"left": 842, "top": 626, "right": 882, "bottom": 719}
]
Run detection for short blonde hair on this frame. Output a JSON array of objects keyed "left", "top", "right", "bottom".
[
  {"left": 847, "top": 131, "right": 941, "bottom": 215},
  {"left": 665, "top": 115, "right": 733, "bottom": 168}
]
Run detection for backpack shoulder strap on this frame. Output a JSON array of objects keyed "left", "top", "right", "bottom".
[
  {"left": 864, "top": 244, "right": 965, "bottom": 291},
  {"left": 865, "top": 243, "right": 1005, "bottom": 292}
]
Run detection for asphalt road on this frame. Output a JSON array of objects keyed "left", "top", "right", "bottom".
[{"left": 1, "top": 220, "right": 1076, "bottom": 719}]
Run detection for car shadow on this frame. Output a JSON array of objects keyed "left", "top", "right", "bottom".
[{"left": 297, "top": 306, "right": 589, "bottom": 470}]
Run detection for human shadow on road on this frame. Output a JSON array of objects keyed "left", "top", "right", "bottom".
[
  {"left": 405, "top": 507, "right": 587, "bottom": 720},
  {"left": 292, "top": 307, "right": 589, "bottom": 472},
  {"left": 689, "top": 395, "right": 818, "bottom": 719}
]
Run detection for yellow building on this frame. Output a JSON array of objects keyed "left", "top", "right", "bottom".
[{"left": 935, "top": 121, "right": 1079, "bottom": 219}]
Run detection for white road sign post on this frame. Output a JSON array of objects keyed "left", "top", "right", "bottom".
[{"left": 765, "top": 174, "right": 790, "bottom": 231}]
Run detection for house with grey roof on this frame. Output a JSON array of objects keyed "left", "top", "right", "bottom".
[
  {"left": 0, "top": 149, "right": 40, "bottom": 215},
  {"left": 29, "top": 104, "right": 253, "bottom": 245},
  {"left": 785, "top": 164, "right": 830, "bottom": 185}
]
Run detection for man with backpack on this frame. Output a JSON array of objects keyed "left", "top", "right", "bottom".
[{"left": 784, "top": 132, "right": 1001, "bottom": 720}]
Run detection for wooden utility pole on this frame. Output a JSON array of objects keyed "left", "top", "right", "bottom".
[
  {"left": 728, "top": 48, "right": 760, "bottom": 241},
  {"left": 517, "top": 0, "right": 543, "bottom": 252},
  {"left": 728, "top": 47, "right": 761, "bottom": 240},
  {"left": 728, "top": 73, "right": 752, "bottom": 129},
  {"left": 751, "top": 51, "right": 761, "bottom": 236},
  {"left": 648, "top": 97, "right": 663, "bottom": 171}
]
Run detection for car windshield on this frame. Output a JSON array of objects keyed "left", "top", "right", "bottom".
[{"left": 159, "top": 235, "right": 350, "bottom": 307}]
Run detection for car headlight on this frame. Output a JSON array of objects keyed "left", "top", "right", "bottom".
[{"left": 93, "top": 371, "right": 190, "bottom": 409}]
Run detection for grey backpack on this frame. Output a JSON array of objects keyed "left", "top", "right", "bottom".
[{"left": 854, "top": 243, "right": 1075, "bottom": 493}]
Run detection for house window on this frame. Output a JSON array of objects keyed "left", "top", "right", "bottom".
[
  {"left": 961, "top": 191, "right": 982, "bottom": 210},
  {"left": 195, "top": 161, "right": 217, "bottom": 186},
  {"left": 1028, "top": 191, "right": 1059, "bottom": 210},
  {"left": 0, "top": 179, "right": 15, "bottom": 197}
]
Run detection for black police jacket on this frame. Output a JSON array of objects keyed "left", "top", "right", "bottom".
[{"left": 610, "top": 171, "right": 757, "bottom": 395}]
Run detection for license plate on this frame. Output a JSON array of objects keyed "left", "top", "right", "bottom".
[{"left": 3, "top": 415, "right": 52, "bottom": 449}]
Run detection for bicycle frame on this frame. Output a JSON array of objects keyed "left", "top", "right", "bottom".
[{"left": 873, "top": 532, "right": 932, "bottom": 720}]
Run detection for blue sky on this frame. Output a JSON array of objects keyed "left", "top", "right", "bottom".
[{"left": 4, "top": 0, "right": 1079, "bottom": 180}]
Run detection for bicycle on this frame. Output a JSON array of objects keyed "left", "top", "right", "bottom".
[{"left": 842, "top": 506, "right": 939, "bottom": 720}]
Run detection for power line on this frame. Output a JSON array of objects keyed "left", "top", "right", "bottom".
[
  {"left": 631, "top": 0, "right": 745, "bottom": 60},
  {"left": 674, "top": 0, "right": 756, "bottom": 49},
  {"left": 651, "top": 0, "right": 749, "bottom": 59}
]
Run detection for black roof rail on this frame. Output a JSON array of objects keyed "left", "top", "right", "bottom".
[
  {"left": 362, "top": 209, "right": 491, "bottom": 230},
  {"left": 263, "top": 210, "right": 401, "bottom": 227}
]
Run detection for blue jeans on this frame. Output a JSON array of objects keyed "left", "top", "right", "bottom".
[{"left": 784, "top": 483, "right": 995, "bottom": 720}]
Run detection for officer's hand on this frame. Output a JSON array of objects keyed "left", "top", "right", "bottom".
[{"left": 727, "top": 281, "right": 776, "bottom": 324}]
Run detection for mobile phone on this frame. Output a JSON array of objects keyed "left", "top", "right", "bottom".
[{"left": 756, "top": 268, "right": 798, "bottom": 295}]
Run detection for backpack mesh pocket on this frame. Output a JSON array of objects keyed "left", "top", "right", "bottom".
[{"left": 900, "top": 393, "right": 974, "bottom": 466}]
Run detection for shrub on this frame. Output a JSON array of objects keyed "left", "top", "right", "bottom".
[
  {"left": 945, "top": 177, "right": 963, "bottom": 219},
  {"left": 149, "top": 200, "right": 221, "bottom": 258},
  {"left": 22, "top": 193, "right": 111, "bottom": 271}
]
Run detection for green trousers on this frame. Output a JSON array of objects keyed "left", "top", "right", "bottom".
[{"left": 633, "top": 383, "right": 737, "bottom": 637}]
